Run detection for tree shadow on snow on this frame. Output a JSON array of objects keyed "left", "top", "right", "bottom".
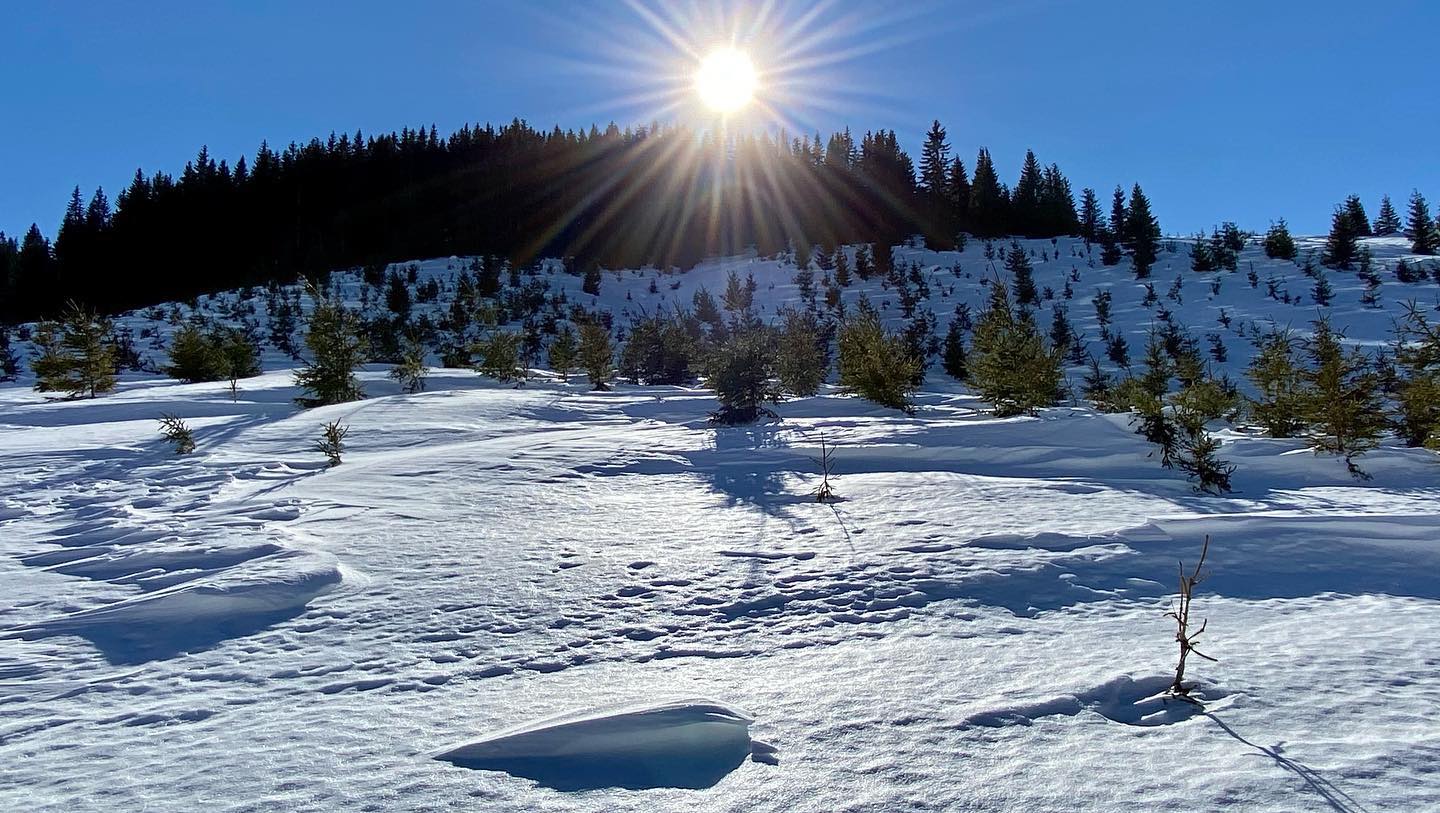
[{"left": 1205, "top": 713, "right": 1375, "bottom": 813}]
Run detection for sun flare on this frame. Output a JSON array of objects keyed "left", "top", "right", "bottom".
[{"left": 695, "top": 47, "right": 757, "bottom": 113}]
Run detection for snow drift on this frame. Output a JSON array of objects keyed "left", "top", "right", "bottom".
[{"left": 435, "top": 699, "right": 770, "bottom": 790}]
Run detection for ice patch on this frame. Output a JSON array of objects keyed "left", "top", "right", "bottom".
[{"left": 435, "top": 698, "right": 770, "bottom": 790}]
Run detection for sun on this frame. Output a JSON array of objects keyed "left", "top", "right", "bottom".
[{"left": 695, "top": 47, "right": 757, "bottom": 113}]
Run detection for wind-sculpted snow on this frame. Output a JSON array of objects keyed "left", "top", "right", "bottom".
[
  {"left": 436, "top": 699, "right": 769, "bottom": 790},
  {"left": 2, "top": 235, "right": 1440, "bottom": 810}
]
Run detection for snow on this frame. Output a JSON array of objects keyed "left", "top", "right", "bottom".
[
  {"left": 2, "top": 234, "right": 1440, "bottom": 811},
  {"left": 435, "top": 699, "right": 765, "bottom": 790}
]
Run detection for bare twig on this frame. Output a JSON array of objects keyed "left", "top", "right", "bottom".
[{"left": 1167, "top": 534, "right": 1217, "bottom": 695}]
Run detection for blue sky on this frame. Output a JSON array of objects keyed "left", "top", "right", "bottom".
[{"left": 1, "top": 1, "right": 1436, "bottom": 239}]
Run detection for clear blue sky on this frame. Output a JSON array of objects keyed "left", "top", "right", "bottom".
[{"left": 2, "top": 1, "right": 1436, "bottom": 239}]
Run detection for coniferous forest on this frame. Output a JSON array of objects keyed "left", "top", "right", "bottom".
[{"left": 0, "top": 120, "right": 1102, "bottom": 323}]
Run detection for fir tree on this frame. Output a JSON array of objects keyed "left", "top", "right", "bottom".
[
  {"left": 1407, "top": 190, "right": 1439, "bottom": 255},
  {"left": 1005, "top": 240, "right": 1037, "bottom": 306},
  {"left": 32, "top": 303, "right": 117, "bottom": 398},
  {"left": 969, "top": 279, "right": 1063, "bottom": 416},
  {"left": 968, "top": 148, "right": 1007, "bottom": 238},
  {"left": 548, "top": 326, "right": 578, "bottom": 381},
  {"left": 775, "top": 308, "right": 828, "bottom": 396},
  {"left": 837, "top": 299, "right": 920, "bottom": 413},
  {"left": 1373, "top": 194, "right": 1402, "bottom": 235},
  {"left": 578, "top": 322, "right": 614, "bottom": 390},
  {"left": 0, "top": 327, "right": 18, "bottom": 382},
  {"left": 295, "top": 293, "right": 367, "bottom": 407},
  {"left": 1108, "top": 185, "right": 1128, "bottom": 244},
  {"left": 708, "top": 328, "right": 780, "bottom": 424},
  {"left": 941, "top": 318, "right": 968, "bottom": 381},
  {"left": 1126, "top": 184, "right": 1160, "bottom": 279},
  {"left": 1342, "top": 194, "right": 1372, "bottom": 237},
  {"left": 1303, "top": 317, "right": 1384, "bottom": 478},
  {"left": 1321, "top": 204, "right": 1360, "bottom": 269},
  {"left": 1078, "top": 187, "right": 1103, "bottom": 242},
  {"left": 1391, "top": 303, "right": 1440, "bottom": 447},
  {"left": 1245, "top": 329, "right": 1306, "bottom": 437},
  {"left": 833, "top": 247, "right": 851, "bottom": 287},
  {"left": 389, "top": 338, "right": 429, "bottom": 393},
  {"left": 1264, "top": 219, "right": 1297, "bottom": 260}
]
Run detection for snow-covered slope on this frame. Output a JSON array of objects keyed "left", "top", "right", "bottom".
[{"left": 2, "top": 236, "right": 1439, "bottom": 811}]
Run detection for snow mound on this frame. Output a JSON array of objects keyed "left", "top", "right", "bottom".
[
  {"left": 435, "top": 698, "right": 769, "bottom": 790},
  {"left": 11, "top": 549, "right": 344, "bottom": 663}
]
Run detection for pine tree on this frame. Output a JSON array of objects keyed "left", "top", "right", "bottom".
[
  {"left": 295, "top": 293, "right": 367, "bottom": 407},
  {"left": 1078, "top": 188, "right": 1103, "bottom": 242},
  {"left": 837, "top": 299, "right": 920, "bottom": 413},
  {"left": 968, "top": 148, "right": 1006, "bottom": 238},
  {"left": 1343, "top": 194, "right": 1372, "bottom": 237},
  {"left": 581, "top": 262, "right": 603, "bottom": 296},
  {"left": 941, "top": 318, "right": 968, "bottom": 381},
  {"left": 578, "top": 322, "right": 614, "bottom": 390},
  {"left": 1190, "top": 233, "right": 1215, "bottom": 273},
  {"left": 34, "top": 303, "right": 118, "bottom": 398},
  {"left": 1264, "top": 219, "right": 1297, "bottom": 260},
  {"left": 919, "top": 120, "right": 955, "bottom": 247},
  {"left": 1108, "top": 185, "right": 1128, "bottom": 244},
  {"left": 0, "top": 327, "right": 18, "bottom": 382},
  {"left": 1005, "top": 240, "right": 1037, "bottom": 306},
  {"left": 969, "top": 279, "right": 1063, "bottom": 416},
  {"left": 1012, "top": 149, "right": 1044, "bottom": 236},
  {"left": 548, "top": 326, "right": 578, "bottom": 381},
  {"left": 833, "top": 248, "right": 851, "bottom": 287},
  {"left": 1391, "top": 303, "right": 1440, "bottom": 447},
  {"left": 708, "top": 328, "right": 780, "bottom": 424},
  {"left": 1373, "top": 194, "right": 1402, "bottom": 235},
  {"left": 1127, "top": 184, "right": 1160, "bottom": 279},
  {"left": 389, "top": 338, "right": 429, "bottom": 393},
  {"left": 1312, "top": 269, "right": 1334, "bottom": 306},
  {"left": 1321, "top": 204, "right": 1360, "bottom": 269},
  {"left": 1303, "top": 317, "right": 1384, "bottom": 478},
  {"left": 775, "top": 308, "right": 828, "bottom": 396},
  {"left": 1408, "top": 190, "right": 1439, "bottom": 255}
]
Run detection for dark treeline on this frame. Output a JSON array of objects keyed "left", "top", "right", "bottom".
[{"left": 0, "top": 118, "right": 1100, "bottom": 323}]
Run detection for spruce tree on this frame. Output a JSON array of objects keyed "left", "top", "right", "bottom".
[
  {"left": 578, "top": 322, "right": 614, "bottom": 390},
  {"left": 389, "top": 338, "right": 429, "bottom": 393},
  {"left": 969, "top": 279, "right": 1063, "bottom": 417},
  {"left": 548, "top": 325, "right": 578, "bottom": 381},
  {"left": 1391, "top": 303, "right": 1440, "bottom": 447},
  {"left": 294, "top": 294, "right": 367, "bottom": 407},
  {"left": 1005, "top": 240, "right": 1037, "bottom": 306},
  {"left": 1312, "top": 269, "right": 1334, "bottom": 306},
  {"left": 968, "top": 148, "right": 1006, "bottom": 237},
  {"left": 708, "top": 328, "right": 780, "bottom": 424},
  {"left": 1303, "top": 317, "right": 1384, "bottom": 477},
  {"left": 1264, "top": 219, "right": 1297, "bottom": 260},
  {"left": 0, "top": 327, "right": 18, "bottom": 382},
  {"left": 1342, "top": 194, "right": 1372, "bottom": 237},
  {"left": 1078, "top": 188, "right": 1103, "bottom": 243},
  {"left": 1373, "top": 194, "right": 1402, "bottom": 235},
  {"left": 32, "top": 303, "right": 117, "bottom": 398},
  {"left": 1126, "top": 184, "right": 1160, "bottom": 279},
  {"left": 1321, "top": 204, "right": 1360, "bottom": 269},
  {"left": 942, "top": 318, "right": 968, "bottom": 381},
  {"left": 775, "top": 308, "right": 828, "bottom": 396},
  {"left": 1108, "top": 186, "right": 1128, "bottom": 244},
  {"left": 833, "top": 248, "right": 851, "bottom": 287},
  {"left": 1408, "top": 190, "right": 1439, "bottom": 255},
  {"left": 837, "top": 299, "right": 920, "bottom": 413}
]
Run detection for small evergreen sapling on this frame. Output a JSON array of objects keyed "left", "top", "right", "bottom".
[
  {"left": 1303, "top": 318, "right": 1385, "bottom": 478},
  {"left": 707, "top": 329, "right": 779, "bottom": 425},
  {"left": 548, "top": 326, "right": 578, "bottom": 382},
  {"left": 316, "top": 419, "right": 349, "bottom": 467},
  {"left": 389, "top": 339, "right": 429, "bottom": 393},
  {"left": 775, "top": 309, "right": 828, "bottom": 397},
  {"left": 295, "top": 292, "right": 367, "bottom": 407},
  {"left": 837, "top": 299, "right": 920, "bottom": 414},
  {"left": 33, "top": 303, "right": 117, "bottom": 399},
  {"left": 157, "top": 414, "right": 196, "bottom": 454},
  {"left": 577, "top": 322, "right": 614, "bottom": 391}
]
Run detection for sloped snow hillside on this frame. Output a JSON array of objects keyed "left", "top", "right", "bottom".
[{"left": 2, "top": 234, "right": 1439, "bottom": 812}]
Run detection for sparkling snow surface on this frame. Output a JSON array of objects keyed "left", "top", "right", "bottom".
[{"left": 2, "top": 236, "right": 1439, "bottom": 811}]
